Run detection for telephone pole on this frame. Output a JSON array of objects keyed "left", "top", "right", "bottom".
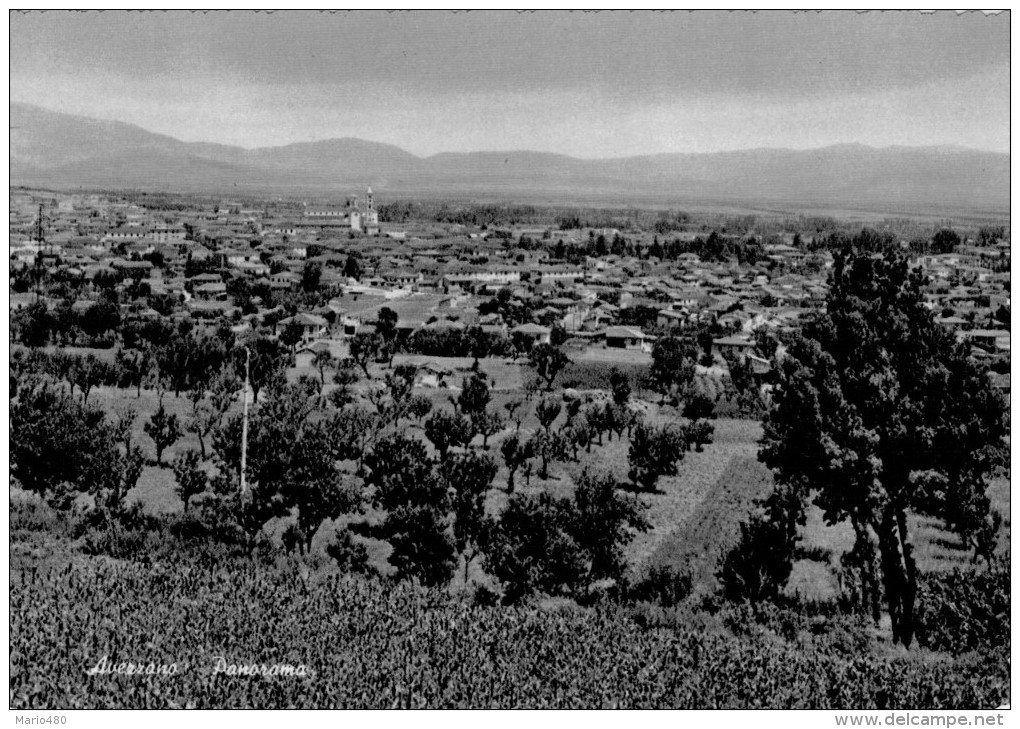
[
  {"left": 240, "top": 347, "right": 251, "bottom": 504},
  {"left": 33, "top": 204, "right": 45, "bottom": 301}
]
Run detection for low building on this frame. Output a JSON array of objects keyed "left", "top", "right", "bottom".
[
  {"left": 277, "top": 312, "right": 329, "bottom": 341},
  {"left": 604, "top": 325, "right": 646, "bottom": 350},
  {"left": 511, "top": 323, "right": 552, "bottom": 346},
  {"left": 713, "top": 335, "right": 756, "bottom": 359}
]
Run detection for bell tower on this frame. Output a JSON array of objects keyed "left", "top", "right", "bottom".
[{"left": 364, "top": 186, "right": 379, "bottom": 234}]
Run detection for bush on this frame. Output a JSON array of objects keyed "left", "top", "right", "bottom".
[
  {"left": 326, "top": 530, "right": 371, "bottom": 575},
  {"left": 717, "top": 486, "right": 803, "bottom": 603},
  {"left": 10, "top": 495, "right": 63, "bottom": 535},
  {"left": 625, "top": 565, "right": 694, "bottom": 607},
  {"left": 917, "top": 561, "right": 1009, "bottom": 654},
  {"left": 78, "top": 525, "right": 155, "bottom": 560},
  {"left": 472, "top": 583, "right": 501, "bottom": 607}
]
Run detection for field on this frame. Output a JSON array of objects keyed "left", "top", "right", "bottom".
[
  {"left": 82, "top": 351, "right": 1011, "bottom": 599},
  {"left": 9, "top": 514, "right": 1008, "bottom": 709},
  {"left": 11, "top": 346, "right": 1011, "bottom": 709}
]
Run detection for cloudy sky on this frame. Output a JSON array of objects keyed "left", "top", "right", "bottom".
[{"left": 10, "top": 10, "right": 1010, "bottom": 157}]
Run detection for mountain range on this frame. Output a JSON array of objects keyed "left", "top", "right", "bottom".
[{"left": 10, "top": 102, "right": 1010, "bottom": 215}]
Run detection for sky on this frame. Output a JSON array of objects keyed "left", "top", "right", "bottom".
[{"left": 9, "top": 10, "right": 1010, "bottom": 158}]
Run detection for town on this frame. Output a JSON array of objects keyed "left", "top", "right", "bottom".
[
  {"left": 9, "top": 9, "right": 1013, "bottom": 715},
  {"left": 10, "top": 186, "right": 1011, "bottom": 390}
]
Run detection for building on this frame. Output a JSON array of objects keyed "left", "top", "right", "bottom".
[
  {"left": 511, "top": 323, "right": 552, "bottom": 346},
  {"left": 713, "top": 335, "right": 756, "bottom": 359},
  {"left": 604, "top": 326, "right": 647, "bottom": 350},
  {"left": 302, "top": 187, "right": 379, "bottom": 234},
  {"left": 276, "top": 313, "right": 329, "bottom": 342}
]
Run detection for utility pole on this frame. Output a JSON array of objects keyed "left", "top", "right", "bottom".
[
  {"left": 33, "top": 204, "right": 45, "bottom": 302},
  {"left": 35, "top": 204, "right": 44, "bottom": 247},
  {"left": 240, "top": 347, "right": 251, "bottom": 504}
]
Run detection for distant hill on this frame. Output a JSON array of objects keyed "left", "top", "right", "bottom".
[{"left": 10, "top": 102, "right": 1009, "bottom": 214}]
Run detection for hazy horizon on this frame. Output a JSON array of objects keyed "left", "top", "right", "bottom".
[
  {"left": 10, "top": 11, "right": 1009, "bottom": 157},
  {"left": 10, "top": 100, "right": 1010, "bottom": 160}
]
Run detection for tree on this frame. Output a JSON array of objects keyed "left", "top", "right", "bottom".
[
  {"left": 424, "top": 409, "right": 474, "bottom": 461},
  {"left": 687, "top": 419, "right": 715, "bottom": 453},
  {"left": 682, "top": 392, "right": 715, "bottom": 421},
  {"left": 609, "top": 367, "right": 631, "bottom": 407},
  {"left": 759, "top": 245, "right": 1008, "bottom": 647},
  {"left": 343, "top": 254, "right": 363, "bottom": 281},
  {"left": 375, "top": 307, "right": 399, "bottom": 367},
  {"left": 753, "top": 328, "right": 781, "bottom": 362},
  {"left": 717, "top": 486, "right": 804, "bottom": 603},
  {"left": 116, "top": 348, "right": 151, "bottom": 397},
  {"left": 279, "top": 321, "right": 305, "bottom": 352},
  {"left": 186, "top": 367, "right": 238, "bottom": 461},
  {"left": 627, "top": 421, "right": 687, "bottom": 491},
  {"left": 11, "top": 378, "right": 143, "bottom": 512},
  {"left": 531, "top": 428, "right": 568, "bottom": 481},
  {"left": 362, "top": 434, "right": 456, "bottom": 586},
  {"left": 500, "top": 433, "right": 532, "bottom": 493},
  {"left": 349, "top": 332, "right": 380, "bottom": 377},
  {"left": 312, "top": 348, "right": 335, "bottom": 385},
  {"left": 474, "top": 409, "right": 505, "bottom": 449},
  {"left": 535, "top": 396, "right": 562, "bottom": 432},
  {"left": 145, "top": 401, "right": 183, "bottom": 466},
  {"left": 208, "top": 380, "right": 334, "bottom": 548},
  {"left": 287, "top": 425, "right": 361, "bottom": 553},
  {"left": 367, "top": 365, "right": 418, "bottom": 426},
  {"left": 457, "top": 372, "right": 491, "bottom": 417},
  {"left": 528, "top": 343, "right": 570, "bottom": 390},
  {"left": 17, "top": 301, "right": 51, "bottom": 348},
  {"left": 301, "top": 261, "right": 322, "bottom": 292},
  {"left": 444, "top": 451, "right": 498, "bottom": 583},
  {"left": 408, "top": 394, "right": 433, "bottom": 422},
  {"left": 504, "top": 398, "right": 526, "bottom": 433},
  {"left": 724, "top": 351, "right": 761, "bottom": 415},
  {"left": 186, "top": 391, "right": 219, "bottom": 460},
  {"left": 647, "top": 336, "right": 696, "bottom": 404},
  {"left": 931, "top": 228, "right": 961, "bottom": 254},
  {"left": 482, "top": 491, "right": 585, "bottom": 603},
  {"left": 241, "top": 337, "right": 289, "bottom": 403},
  {"left": 172, "top": 449, "right": 208, "bottom": 513},
  {"left": 466, "top": 325, "right": 491, "bottom": 370},
  {"left": 572, "top": 469, "right": 648, "bottom": 588},
  {"left": 70, "top": 354, "right": 108, "bottom": 405},
  {"left": 79, "top": 299, "right": 121, "bottom": 340},
  {"left": 329, "top": 359, "right": 361, "bottom": 408}
]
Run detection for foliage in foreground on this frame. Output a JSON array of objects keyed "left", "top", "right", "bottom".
[
  {"left": 10, "top": 549, "right": 1008, "bottom": 710},
  {"left": 916, "top": 561, "right": 1010, "bottom": 655}
]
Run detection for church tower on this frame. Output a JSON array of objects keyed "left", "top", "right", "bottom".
[{"left": 364, "top": 185, "right": 379, "bottom": 234}]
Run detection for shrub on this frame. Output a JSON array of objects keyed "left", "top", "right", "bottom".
[
  {"left": 626, "top": 565, "right": 694, "bottom": 607},
  {"left": 916, "top": 561, "right": 1010, "bottom": 654},
  {"left": 717, "top": 486, "right": 803, "bottom": 602},
  {"left": 326, "top": 530, "right": 371, "bottom": 575}
]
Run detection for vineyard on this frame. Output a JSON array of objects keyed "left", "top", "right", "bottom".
[{"left": 10, "top": 535, "right": 1009, "bottom": 709}]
